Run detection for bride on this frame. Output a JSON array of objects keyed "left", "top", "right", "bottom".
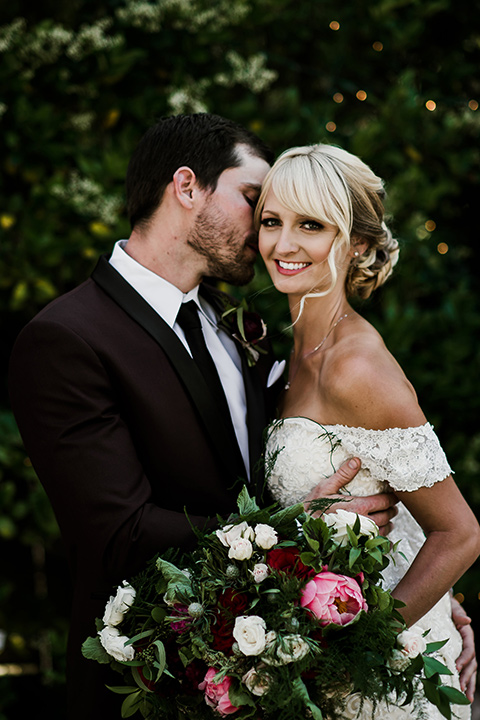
[{"left": 255, "top": 143, "right": 480, "bottom": 718}]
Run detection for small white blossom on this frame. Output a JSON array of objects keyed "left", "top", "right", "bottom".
[
  {"left": 233, "top": 615, "right": 267, "bottom": 656},
  {"left": 103, "top": 581, "right": 136, "bottom": 627},
  {"left": 228, "top": 537, "right": 253, "bottom": 561},
  {"left": 276, "top": 635, "right": 310, "bottom": 664},
  {"left": 250, "top": 563, "right": 269, "bottom": 583},
  {"left": 254, "top": 524, "right": 278, "bottom": 549},
  {"left": 216, "top": 521, "right": 254, "bottom": 547},
  {"left": 242, "top": 666, "right": 271, "bottom": 696},
  {"left": 99, "top": 625, "right": 134, "bottom": 662},
  {"left": 397, "top": 628, "right": 427, "bottom": 658},
  {"left": 324, "top": 509, "right": 378, "bottom": 546}
]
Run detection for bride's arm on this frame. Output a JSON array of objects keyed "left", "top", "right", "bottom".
[
  {"left": 392, "top": 477, "right": 480, "bottom": 627},
  {"left": 323, "top": 350, "right": 480, "bottom": 628}
]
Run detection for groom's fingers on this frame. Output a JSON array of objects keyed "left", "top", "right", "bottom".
[{"left": 303, "top": 457, "right": 399, "bottom": 533}]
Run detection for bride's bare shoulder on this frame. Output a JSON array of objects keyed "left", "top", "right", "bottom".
[{"left": 321, "top": 321, "right": 426, "bottom": 430}]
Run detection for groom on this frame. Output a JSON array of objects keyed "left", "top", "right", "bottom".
[{"left": 8, "top": 114, "right": 474, "bottom": 718}]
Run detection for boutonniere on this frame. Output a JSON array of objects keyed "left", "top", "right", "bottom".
[{"left": 220, "top": 299, "right": 267, "bottom": 367}]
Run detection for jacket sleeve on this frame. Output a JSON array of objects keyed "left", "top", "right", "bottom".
[{"left": 8, "top": 318, "right": 215, "bottom": 586}]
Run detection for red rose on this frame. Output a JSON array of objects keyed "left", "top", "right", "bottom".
[
  {"left": 241, "top": 311, "right": 267, "bottom": 344},
  {"left": 211, "top": 588, "right": 249, "bottom": 653},
  {"left": 267, "top": 547, "right": 315, "bottom": 580}
]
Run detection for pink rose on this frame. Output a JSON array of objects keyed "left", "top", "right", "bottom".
[
  {"left": 199, "top": 667, "right": 239, "bottom": 716},
  {"left": 301, "top": 570, "right": 367, "bottom": 626}
]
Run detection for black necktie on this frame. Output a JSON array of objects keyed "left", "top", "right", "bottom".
[{"left": 176, "top": 301, "right": 232, "bottom": 420}]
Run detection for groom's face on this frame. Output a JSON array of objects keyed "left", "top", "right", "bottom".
[{"left": 187, "top": 145, "right": 270, "bottom": 286}]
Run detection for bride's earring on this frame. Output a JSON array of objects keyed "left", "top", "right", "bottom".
[{"left": 353, "top": 250, "right": 360, "bottom": 257}]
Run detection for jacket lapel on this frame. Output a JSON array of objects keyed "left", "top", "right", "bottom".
[
  {"left": 91, "top": 256, "right": 247, "bottom": 484},
  {"left": 239, "top": 350, "right": 268, "bottom": 488},
  {"left": 200, "top": 284, "right": 268, "bottom": 496}
]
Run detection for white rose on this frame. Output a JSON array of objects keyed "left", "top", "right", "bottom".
[
  {"left": 242, "top": 667, "right": 271, "bottom": 696},
  {"left": 397, "top": 628, "right": 427, "bottom": 658},
  {"left": 233, "top": 615, "right": 267, "bottom": 656},
  {"left": 228, "top": 537, "right": 253, "bottom": 561},
  {"left": 254, "top": 524, "right": 278, "bottom": 550},
  {"left": 250, "top": 563, "right": 269, "bottom": 583},
  {"left": 276, "top": 634, "right": 310, "bottom": 664},
  {"left": 216, "top": 521, "right": 254, "bottom": 547},
  {"left": 103, "top": 581, "right": 136, "bottom": 626},
  {"left": 324, "top": 509, "right": 378, "bottom": 546},
  {"left": 99, "top": 625, "right": 135, "bottom": 662}
]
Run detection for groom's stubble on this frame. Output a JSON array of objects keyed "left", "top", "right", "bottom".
[{"left": 187, "top": 197, "right": 258, "bottom": 287}]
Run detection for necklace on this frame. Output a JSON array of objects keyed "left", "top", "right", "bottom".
[{"left": 284, "top": 313, "right": 349, "bottom": 390}]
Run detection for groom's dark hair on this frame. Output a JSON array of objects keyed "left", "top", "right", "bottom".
[{"left": 126, "top": 113, "right": 273, "bottom": 230}]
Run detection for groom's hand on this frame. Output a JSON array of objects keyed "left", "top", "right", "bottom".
[
  {"left": 303, "top": 457, "right": 398, "bottom": 536},
  {"left": 451, "top": 595, "right": 477, "bottom": 702}
]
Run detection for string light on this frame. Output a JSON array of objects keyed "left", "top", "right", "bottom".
[
  {"left": 372, "top": 41, "right": 383, "bottom": 51},
  {"left": 468, "top": 99, "right": 479, "bottom": 111},
  {"left": 333, "top": 93, "right": 344, "bottom": 103},
  {"left": 437, "top": 242, "right": 449, "bottom": 254},
  {"left": 425, "top": 220, "right": 436, "bottom": 232},
  {"left": 329, "top": 20, "right": 340, "bottom": 30},
  {"left": 425, "top": 100, "right": 436, "bottom": 111},
  {"left": 326, "top": 122, "right": 337, "bottom": 132},
  {"left": 356, "top": 90, "right": 367, "bottom": 101}
]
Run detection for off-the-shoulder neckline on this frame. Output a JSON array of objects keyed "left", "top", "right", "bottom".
[{"left": 273, "top": 416, "right": 433, "bottom": 433}]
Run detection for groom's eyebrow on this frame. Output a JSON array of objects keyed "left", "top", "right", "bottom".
[{"left": 242, "top": 183, "right": 262, "bottom": 192}]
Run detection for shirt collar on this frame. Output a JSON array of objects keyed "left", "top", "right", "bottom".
[{"left": 109, "top": 240, "right": 202, "bottom": 328}]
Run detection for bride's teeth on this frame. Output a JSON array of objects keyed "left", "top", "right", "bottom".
[{"left": 278, "top": 261, "right": 310, "bottom": 270}]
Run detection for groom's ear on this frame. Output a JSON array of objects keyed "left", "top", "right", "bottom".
[{"left": 172, "top": 166, "right": 202, "bottom": 209}]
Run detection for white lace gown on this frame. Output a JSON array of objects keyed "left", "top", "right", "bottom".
[{"left": 266, "top": 417, "right": 470, "bottom": 720}]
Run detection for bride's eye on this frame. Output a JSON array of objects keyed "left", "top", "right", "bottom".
[
  {"left": 260, "top": 217, "right": 279, "bottom": 227},
  {"left": 301, "top": 219, "right": 324, "bottom": 231}
]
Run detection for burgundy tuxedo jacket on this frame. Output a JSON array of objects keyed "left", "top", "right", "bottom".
[{"left": 8, "top": 256, "right": 276, "bottom": 719}]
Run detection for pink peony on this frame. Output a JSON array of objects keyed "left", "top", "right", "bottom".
[
  {"left": 198, "top": 667, "right": 239, "bottom": 716},
  {"left": 301, "top": 570, "right": 368, "bottom": 626}
]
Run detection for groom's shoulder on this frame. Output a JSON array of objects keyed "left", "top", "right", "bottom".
[{"left": 23, "top": 276, "right": 108, "bottom": 327}]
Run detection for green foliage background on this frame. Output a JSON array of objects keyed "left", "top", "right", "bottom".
[{"left": 1, "top": 0, "right": 479, "bottom": 716}]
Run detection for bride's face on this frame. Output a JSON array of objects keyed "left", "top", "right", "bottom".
[{"left": 258, "top": 189, "right": 339, "bottom": 296}]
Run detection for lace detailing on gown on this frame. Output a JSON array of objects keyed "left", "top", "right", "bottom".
[{"left": 265, "top": 418, "right": 470, "bottom": 720}]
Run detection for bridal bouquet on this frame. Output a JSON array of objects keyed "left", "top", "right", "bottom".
[{"left": 82, "top": 489, "right": 467, "bottom": 720}]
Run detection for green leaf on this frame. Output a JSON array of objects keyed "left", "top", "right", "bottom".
[
  {"left": 121, "top": 690, "right": 143, "bottom": 718},
  {"left": 438, "top": 685, "right": 470, "bottom": 705},
  {"left": 228, "top": 683, "right": 256, "bottom": 708},
  {"left": 422, "top": 678, "right": 441, "bottom": 707},
  {"left": 132, "top": 666, "right": 153, "bottom": 693},
  {"left": 124, "top": 629, "right": 154, "bottom": 646},
  {"left": 368, "top": 548, "right": 384, "bottom": 564},
  {"left": 291, "top": 677, "right": 323, "bottom": 719},
  {"left": 270, "top": 503, "right": 304, "bottom": 529},
  {"left": 236, "top": 486, "right": 260, "bottom": 516},
  {"left": 237, "top": 305, "right": 245, "bottom": 340},
  {"left": 425, "top": 639, "right": 448, "bottom": 653},
  {"left": 346, "top": 525, "right": 358, "bottom": 547},
  {"left": 106, "top": 685, "right": 139, "bottom": 695},
  {"left": 348, "top": 546, "right": 362, "bottom": 568},
  {"left": 153, "top": 640, "right": 167, "bottom": 680},
  {"left": 81, "top": 636, "right": 111, "bottom": 664},
  {"left": 423, "top": 656, "right": 453, "bottom": 678},
  {"left": 151, "top": 606, "right": 167, "bottom": 623}
]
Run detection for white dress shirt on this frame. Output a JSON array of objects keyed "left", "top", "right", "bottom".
[{"left": 109, "top": 240, "right": 250, "bottom": 478}]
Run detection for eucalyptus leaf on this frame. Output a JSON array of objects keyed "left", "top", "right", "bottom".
[
  {"left": 423, "top": 656, "right": 453, "bottom": 678},
  {"left": 81, "top": 636, "right": 111, "bottom": 664}
]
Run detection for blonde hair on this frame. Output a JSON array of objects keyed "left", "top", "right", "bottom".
[{"left": 255, "top": 144, "right": 399, "bottom": 300}]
